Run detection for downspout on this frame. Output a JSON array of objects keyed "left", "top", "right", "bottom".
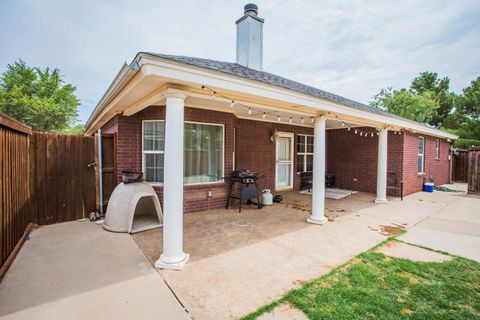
[{"left": 98, "top": 128, "right": 104, "bottom": 216}]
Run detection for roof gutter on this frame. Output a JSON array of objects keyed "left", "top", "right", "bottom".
[{"left": 84, "top": 59, "right": 140, "bottom": 135}]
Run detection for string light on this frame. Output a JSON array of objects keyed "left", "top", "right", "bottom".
[
  {"left": 301, "top": 117, "right": 304, "bottom": 124},
  {"left": 360, "top": 132, "right": 363, "bottom": 136},
  {"left": 355, "top": 129, "right": 358, "bottom": 134},
  {"left": 248, "top": 107, "right": 252, "bottom": 115},
  {"left": 342, "top": 121, "right": 345, "bottom": 126},
  {"left": 311, "top": 117, "right": 314, "bottom": 123},
  {"left": 277, "top": 115, "right": 281, "bottom": 122},
  {"left": 371, "top": 133, "right": 374, "bottom": 137},
  {"left": 347, "top": 127, "right": 351, "bottom": 131},
  {"left": 262, "top": 112, "right": 266, "bottom": 119},
  {"left": 230, "top": 100, "right": 235, "bottom": 108},
  {"left": 289, "top": 117, "right": 293, "bottom": 123}
]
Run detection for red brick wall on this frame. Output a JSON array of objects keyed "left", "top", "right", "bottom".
[
  {"left": 326, "top": 128, "right": 403, "bottom": 195},
  {"left": 102, "top": 106, "right": 451, "bottom": 212},
  {"left": 402, "top": 132, "right": 450, "bottom": 196},
  {"left": 235, "top": 119, "right": 314, "bottom": 193}
]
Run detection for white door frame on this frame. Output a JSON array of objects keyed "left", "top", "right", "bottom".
[{"left": 275, "top": 132, "right": 294, "bottom": 190}]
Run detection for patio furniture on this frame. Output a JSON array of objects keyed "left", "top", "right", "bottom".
[
  {"left": 300, "top": 173, "right": 336, "bottom": 191},
  {"left": 387, "top": 171, "right": 404, "bottom": 200}
]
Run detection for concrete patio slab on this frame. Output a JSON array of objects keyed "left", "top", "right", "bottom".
[
  {"left": 133, "top": 186, "right": 474, "bottom": 320},
  {"left": 0, "top": 221, "right": 190, "bottom": 320},
  {"left": 377, "top": 241, "right": 452, "bottom": 262}
]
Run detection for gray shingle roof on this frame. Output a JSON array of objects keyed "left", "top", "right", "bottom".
[{"left": 142, "top": 52, "right": 431, "bottom": 128}]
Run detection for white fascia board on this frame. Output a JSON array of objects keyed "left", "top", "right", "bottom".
[
  {"left": 84, "top": 62, "right": 141, "bottom": 135},
  {"left": 139, "top": 54, "right": 458, "bottom": 140}
]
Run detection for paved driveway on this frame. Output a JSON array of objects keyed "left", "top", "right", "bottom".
[
  {"left": 0, "top": 221, "right": 190, "bottom": 320},
  {"left": 399, "top": 191, "right": 480, "bottom": 262}
]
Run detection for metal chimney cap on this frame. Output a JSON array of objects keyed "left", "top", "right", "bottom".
[{"left": 244, "top": 3, "right": 258, "bottom": 15}]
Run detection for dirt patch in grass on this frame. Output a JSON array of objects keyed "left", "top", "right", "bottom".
[{"left": 242, "top": 242, "right": 480, "bottom": 320}]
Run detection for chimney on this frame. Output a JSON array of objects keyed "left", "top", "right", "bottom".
[{"left": 236, "top": 3, "right": 264, "bottom": 70}]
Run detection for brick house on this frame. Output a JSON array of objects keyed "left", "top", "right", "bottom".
[{"left": 84, "top": 4, "right": 457, "bottom": 269}]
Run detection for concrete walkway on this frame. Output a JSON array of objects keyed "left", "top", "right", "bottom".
[
  {"left": 399, "top": 190, "right": 480, "bottom": 262},
  {"left": 0, "top": 221, "right": 190, "bottom": 320}
]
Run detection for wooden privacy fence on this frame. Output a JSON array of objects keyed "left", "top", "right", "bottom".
[
  {"left": 452, "top": 149, "right": 469, "bottom": 182},
  {"left": 468, "top": 147, "right": 480, "bottom": 194},
  {"left": 1, "top": 112, "right": 116, "bottom": 274},
  {"left": 0, "top": 114, "right": 33, "bottom": 272}
]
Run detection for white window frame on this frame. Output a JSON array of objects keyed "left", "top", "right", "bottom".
[
  {"left": 142, "top": 120, "right": 165, "bottom": 185},
  {"left": 297, "top": 134, "right": 314, "bottom": 173},
  {"left": 183, "top": 121, "right": 225, "bottom": 186},
  {"left": 418, "top": 136, "right": 425, "bottom": 174},
  {"left": 435, "top": 138, "right": 440, "bottom": 160}
]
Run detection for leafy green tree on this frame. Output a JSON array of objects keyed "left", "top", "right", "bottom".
[
  {"left": 457, "top": 77, "right": 480, "bottom": 120},
  {"left": 0, "top": 59, "right": 79, "bottom": 131},
  {"left": 410, "top": 71, "right": 454, "bottom": 126},
  {"left": 371, "top": 87, "right": 439, "bottom": 124}
]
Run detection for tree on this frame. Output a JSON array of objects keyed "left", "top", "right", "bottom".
[
  {"left": 371, "top": 87, "right": 439, "bottom": 124},
  {"left": 456, "top": 77, "right": 480, "bottom": 120},
  {"left": 410, "top": 71, "right": 454, "bottom": 126},
  {"left": 0, "top": 59, "right": 79, "bottom": 131}
]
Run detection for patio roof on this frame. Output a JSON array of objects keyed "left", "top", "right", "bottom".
[{"left": 84, "top": 52, "right": 458, "bottom": 140}]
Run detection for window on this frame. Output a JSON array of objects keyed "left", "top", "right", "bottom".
[
  {"left": 297, "top": 135, "right": 314, "bottom": 172},
  {"left": 184, "top": 122, "right": 224, "bottom": 184},
  {"left": 418, "top": 137, "right": 425, "bottom": 173},
  {"left": 142, "top": 121, "right": 224, "bottom": 184},
  {"left": 435, "top": 138, "right": 440, "bottom": 160},
  {"left": 143, "top": 121, "right": 165, "bottom": 183}
]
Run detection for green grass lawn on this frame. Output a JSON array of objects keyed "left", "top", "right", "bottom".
[{"left": 242, "top": 241, "right": 480, "bottom": 320}]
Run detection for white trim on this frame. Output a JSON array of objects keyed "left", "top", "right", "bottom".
[
  {"left": 296, "top": 134, "right": 314, "bottom": 173},
  {"left": 85, "top": 54, "right": 458, "bottom": 140},
  {"left": 435, "top": 138, "right": 440, "bottom": 160},
  {"left": 418, "top": 136, "right": 425, "bottom": 174},
  {"left": 275, "top": 132, "right": 294, "bottom": 190}
]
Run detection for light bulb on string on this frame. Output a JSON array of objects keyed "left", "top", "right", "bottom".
[
  {"left": 230, "top": 101, "right": 235, "bottom": 108},
  {"left": 371, "top": 133, "right": 374, "bottom": 137},
  {"left": 289, "top": 117, "right": 293, "bottom": 123},
  {"left": 277, "top": 115, "right": 281, "bottom": 122},
  {"left": 262, "top": 112, "right": 266, "bottom": 119},
  {"left": 347, "top": 127, "right": 351, "bottom": 131},
  {"left": 248, "top": 107, "right": 252, "bottom": 115},
  {"left": 355, "top": 129, "right": 358, "bottom": 134},
  {"left": 301, "top": 117, "right": 304, "bottom": 124},
  {"left": 311, "top": 117, "right": 314, "bottom": 123},
  {"left": 341, "top": 121, "right": 345, "bottom": 126},
  {"left": 360, "top": 132, "right": 363, "bottom": 136}
]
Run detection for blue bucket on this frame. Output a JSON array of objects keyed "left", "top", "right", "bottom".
[{"left": 423, "top": 182, "right": 434, "bottom": 192}]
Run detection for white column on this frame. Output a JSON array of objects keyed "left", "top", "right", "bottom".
[
  {"left": 375, "top": 128, "right": 388, "bottom": 204},
  {"left": 155, "top": 94, "right": 189, "bottom": 270},
  {"left": 308, "top": 116, "right": 328, "bottom": 225}
]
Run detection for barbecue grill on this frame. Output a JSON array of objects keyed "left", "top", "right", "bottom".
[{"left": 226, "top": 170, "right": 264, "bottom": 212}]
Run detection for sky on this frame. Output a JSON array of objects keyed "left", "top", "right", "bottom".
[{"left": 1, "top": 0, "right": 479, "bottom": 124}]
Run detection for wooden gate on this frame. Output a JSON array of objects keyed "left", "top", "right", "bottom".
[
  {"left": 468, "top": 147, "right": 480, "bottom": 194},
  {"left": 452, "top": 149, "right": 469, "bottom": 182},
  {"left": 30, "top": 133, "right": 97, "bottom": 224},
  {"left": 94, "top": 133, "right": 116, "bottom": 213}
]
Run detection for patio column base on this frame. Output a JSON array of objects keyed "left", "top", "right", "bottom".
[
  {"left": 375, "top": 198, "right": 388, "bottom": 204},
  {"left": 307, "top": 216, "right": 328, "bottom": 225},
  {"left": 155, "top": 254, "right": 190, "bottom": 270}
]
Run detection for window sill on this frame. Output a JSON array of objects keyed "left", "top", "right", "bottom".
[{"left": 417, "top": 173, "right": 425, "bottom": 176}]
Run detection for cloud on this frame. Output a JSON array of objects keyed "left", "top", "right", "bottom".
[{"left": 1, "top": 0, "right": 479, "bottom": 123}]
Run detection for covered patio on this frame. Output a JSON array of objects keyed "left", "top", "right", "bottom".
[{"left": 131, "top": 189, "right": 462, "bottom": 319}]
